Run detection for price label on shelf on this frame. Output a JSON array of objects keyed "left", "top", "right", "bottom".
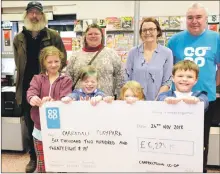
[{"left": 208, "top": 15, "right": 219, "bottom": 23}]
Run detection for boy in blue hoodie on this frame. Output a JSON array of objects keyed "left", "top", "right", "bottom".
[
  {"left": 157, "top": 60, "right": 208, "bottom": 111},
  {"left": 62, "top": 65, "right": 113, "bottom": 106}
]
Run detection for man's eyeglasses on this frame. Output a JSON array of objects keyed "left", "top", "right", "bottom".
[
  {"left": 27, "top": 10, "right": 42, "bottom": 16},
  {"left": 142, "top": 28, "right": 157, "bottom": 34}
]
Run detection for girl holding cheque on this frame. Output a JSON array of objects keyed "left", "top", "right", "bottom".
[
  {"left": 26, "top": 46, "right": 72, "bottom": 172},
  {"left": 119, "top": 80, "right": 145, "bottom": 104},
  {"left": 93, "top": 80, "right": 146, "bottom": 104}
]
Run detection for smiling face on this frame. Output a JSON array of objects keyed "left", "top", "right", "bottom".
[
  {"left": 85, "top": 28, "right": 102, "bottom": 47},
  {"left": 186, "top": 7, "right": 207, "bottom": 36},
  {"left": 173, "top": 69, "right": 197, "bottom": 93},
  {"left": 140, "top": 22, "right": 158, "bottom": 43},
  {"left": 44, "top": 55, "right": 61, "bottom": 75},
  {"left": 81, "top": 76, "right": 98, "bottom": 94}
]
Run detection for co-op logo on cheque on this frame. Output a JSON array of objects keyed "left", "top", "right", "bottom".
[
  {"left": 46, "top": 107, "right": 60, "bottom": 129},
  {"left": 47, "top": 108, "right": 59, "bottom": 119},
  {"left": 183, "top": 47, "right": 211, "bottom": 67}
]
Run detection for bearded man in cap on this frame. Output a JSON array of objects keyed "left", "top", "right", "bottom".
[{"left": 13, "top": 1, "right": 66, "bottom": 172}]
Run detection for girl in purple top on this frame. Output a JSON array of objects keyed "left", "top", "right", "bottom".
[
  {"left": 125, "top": 17, "right": 173, "bottom": 101},
  {"left": 27, "top": 46, "right": 72, "bottom": 172}
]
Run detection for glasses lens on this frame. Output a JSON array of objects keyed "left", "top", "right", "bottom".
[{"left": 142, "top": 28, "right": 156, "bottom": 34}]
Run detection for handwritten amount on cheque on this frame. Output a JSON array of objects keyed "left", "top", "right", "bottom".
[{"left": 48, "top": 127, "right": 192, "bottom": 156}]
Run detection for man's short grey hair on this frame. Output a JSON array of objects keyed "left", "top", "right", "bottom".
[{"left": 187, "top": 2, "right": 209, "bottom": 17}]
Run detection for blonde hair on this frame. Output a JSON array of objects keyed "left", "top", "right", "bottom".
[
  {"left": 79, "top": 65, "right": 99, "bottom": 81},
  {"left": 39, "top": 46, "right": 65, "bottom": 73},
  {"left": 172, "top": 60, "right": 199, "bottom": 78},
  {"left": 119, "top": 81, "right": 145, "bottom": 100}
]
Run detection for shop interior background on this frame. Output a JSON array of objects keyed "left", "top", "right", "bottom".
[{"left": 1, "top": 1, "right": 220, "bottom": 173}]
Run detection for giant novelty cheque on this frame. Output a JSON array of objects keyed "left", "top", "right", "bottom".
[{"left": 39, "top": 101, "right": 204, "bottom": 172}]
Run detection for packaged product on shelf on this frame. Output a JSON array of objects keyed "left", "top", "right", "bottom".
[
  {"left": 121, "top": 17, "right": 133, "bottom": 30},
  {"left": 106, "top": 17, "right": 121, "bottom": 30},
  {"left": 126, "top": 33, "right": 134, "bottom": 49},
  {"left": 72, "top": 35, "right": 83, "bottom": 52},
  {"left": 97, "top": 19, "right": 106, "bottom": 28},
  {"left": 114, "top": 34, "right": 126, "bottom": 51},
  {"left": 83, "top": 19, "right": 97, "bottom": 32},
  {"left": 169, "top": 16, "right": 181, "bottom": 29},
  {"left": 158, "top": 16, "right": 169, "bottom": 30},
  {"left": 114, "top": 34, "right": 133, "bottom": 52},
  {"left": 106, "top": 34, "right": 115, "bottom": 48},
  {"left": 74, "top": 20, "right": 83, "bottom": 32}
]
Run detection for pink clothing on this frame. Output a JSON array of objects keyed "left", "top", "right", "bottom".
[{"left": 27, "top": 74, "right": 73, "bottom": 130}]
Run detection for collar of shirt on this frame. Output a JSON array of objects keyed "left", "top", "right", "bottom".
[
  {"left": 174, "top": 91, "right": 193, "bottom": 98},
  {"left": 186, "top": 29, "right": 206, "bottom": 38},
  {"left": 137, "top": 43, "right": 161, "bottom": 54}
]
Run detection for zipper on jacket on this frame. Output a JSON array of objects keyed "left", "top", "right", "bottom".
[
  {"left": 48, "top": 84, "right": 52, "bottom": 98},
  {"left": 46, "top": 73, "right": 63, "bottom": 99}
]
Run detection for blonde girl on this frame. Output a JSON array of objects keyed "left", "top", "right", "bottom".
[
  {"left": 26, "top": 46, "right": 72, "bottom": 172},
  {"left": 119, "top": 81, "right": 145, "bottom": 104},
  {"left": 102, "top": 81, "right": 145, "bottom": 104}
]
